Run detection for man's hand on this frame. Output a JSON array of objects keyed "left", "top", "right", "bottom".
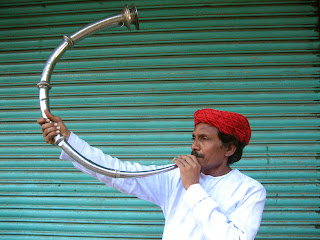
[
  {"left": 173, "top": 155, "right": 201, "bottom": 190},
  {"left": 37, "top": 109, "right": 70, "bottom": 145}
]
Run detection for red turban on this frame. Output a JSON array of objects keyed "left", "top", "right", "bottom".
[{"left": 194, "top": 109, "right": 251, "bottom": 145}]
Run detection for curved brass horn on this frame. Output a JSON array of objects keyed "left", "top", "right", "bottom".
[{"left": 38, "top": 4, "right": 177, "bottom": 178}]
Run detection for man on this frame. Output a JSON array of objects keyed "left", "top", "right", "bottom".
[{"left": 38, "top": 108, "right": 266, "bottom": 240}]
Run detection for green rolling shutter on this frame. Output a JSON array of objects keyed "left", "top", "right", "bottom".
[{"left": 0, "top": 0, "right": 319, "bottom": 239}]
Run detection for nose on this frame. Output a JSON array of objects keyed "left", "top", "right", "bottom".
[{"left": 191, "top": 138, "right": 200, "bottom": 151}]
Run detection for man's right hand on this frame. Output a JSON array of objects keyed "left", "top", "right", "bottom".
[{"left": 37, "top": 109, "right": 70, "bottom": 145}]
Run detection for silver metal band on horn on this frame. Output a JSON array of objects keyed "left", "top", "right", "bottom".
[{"left": 38, "top": 4, "right": 177, "bottom": 178}]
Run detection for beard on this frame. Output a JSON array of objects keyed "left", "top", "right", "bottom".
[{"left": 191, "top": 150, "right": 204, "bottom": 158}]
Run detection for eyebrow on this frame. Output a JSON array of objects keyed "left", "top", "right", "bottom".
[{"left": 192, "top": 133, "right": 209, "bottom": 138}]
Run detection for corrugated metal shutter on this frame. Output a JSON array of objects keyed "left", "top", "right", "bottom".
[{"left": 0, "top": 0, "right": 319, "bottom": 239}]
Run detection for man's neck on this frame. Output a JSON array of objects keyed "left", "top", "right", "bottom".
[{"left": 202, "top": 165, "right": 232, "bottom": 177}]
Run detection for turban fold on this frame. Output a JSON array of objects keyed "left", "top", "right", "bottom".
[{"left": 194, "top": 109, "right": 251, "bottom": 145}]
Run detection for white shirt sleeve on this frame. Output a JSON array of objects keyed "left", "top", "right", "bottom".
[
  {"left": 60, "top": 132, "right": 174, "bottom": 208},
  {"left": 183, "top": 183, "right": 266, "bottom": 240}
]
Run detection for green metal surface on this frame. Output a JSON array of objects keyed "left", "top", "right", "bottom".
[{"left": 0, "top": 0, "right": 319, "bottom": 239}]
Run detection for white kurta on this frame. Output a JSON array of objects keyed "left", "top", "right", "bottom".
[{"left": 60, "top": 132, "right": 266, "bottom": 240}]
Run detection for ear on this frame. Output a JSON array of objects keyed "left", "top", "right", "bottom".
[{"left": 224, "top": 143, "right": 237, "bottom": 157}]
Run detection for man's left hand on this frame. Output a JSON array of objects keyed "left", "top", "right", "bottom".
[{"left": 173, "top": 155, "right": 201, "bottom": 190}]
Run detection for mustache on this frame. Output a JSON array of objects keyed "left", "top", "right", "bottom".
[{"left": 191, "top": 150, "right": 204, "bottom": 158}]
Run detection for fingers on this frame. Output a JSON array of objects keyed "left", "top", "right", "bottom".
[
  {"left": 37, "top": 110, "right": 61, "bottom": 124},
  {"left": 173, "top": 155, "right": 200, "bottom": 169},
  {"left": 45, "top": 109, "right": 62, "bottom": 123},
  {"left": 37, "top": 117, "right": 48, "bottom": 125},
  {"left": 37, "top": 110, "right": 63, "bottom": 145},
  {"left": 41, "top": 122, "right": 60, "bottom": 145},
  {"left": 173, "top": 155, "right": 201, "bottom": 190},
  {"left": 173, "top": 156, "right": 187, "bottom": 168},
  {"left": 37, "top": 110, "right": 54, "bottom": 126},
  {"left": 37, "top": 108, "right": 71, "bottom": 142}
]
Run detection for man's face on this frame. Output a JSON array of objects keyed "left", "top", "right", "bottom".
[{"left": 191, "top": 123, "right": 230, "bottom": 176}]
